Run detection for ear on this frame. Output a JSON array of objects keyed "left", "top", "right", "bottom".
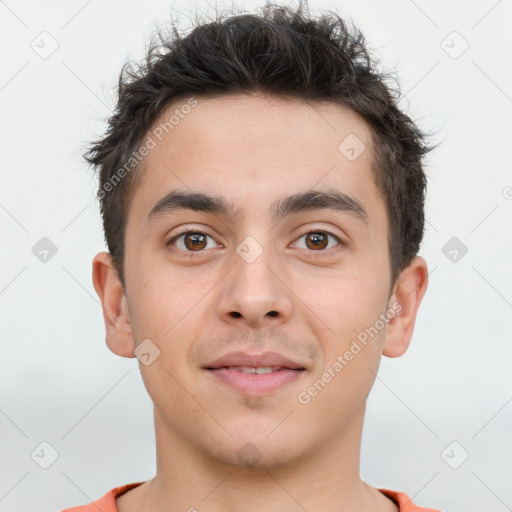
[
  {"left": 382, "top": 256, "right": 429, "bottom": 358},
  {"left": 92, "top": 251, "right": 135, "bottom": 358}
]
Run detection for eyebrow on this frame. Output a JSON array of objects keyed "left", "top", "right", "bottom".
[{"left": 147, "top": 188, "right": 369, "bottom": 226}]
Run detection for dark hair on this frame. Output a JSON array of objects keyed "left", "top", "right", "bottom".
[{"left": 85, "top": 1, "right": 438, "bottom": 292}]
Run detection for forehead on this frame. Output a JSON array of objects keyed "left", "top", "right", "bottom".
[{"left": 126, "top": 93, "right": 386, "bottom": 235}]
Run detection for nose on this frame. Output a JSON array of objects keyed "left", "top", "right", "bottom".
[{"left": 216, "top": 245, "right": 292, "bottom": 329}]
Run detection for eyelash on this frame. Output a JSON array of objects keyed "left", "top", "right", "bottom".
[{"left": 166, "top": 229, "right": 345, "bottom": 255}]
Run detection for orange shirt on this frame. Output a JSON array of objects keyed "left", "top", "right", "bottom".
[{"left": 61, "top": 481, "right": 443, "bottom": 511}]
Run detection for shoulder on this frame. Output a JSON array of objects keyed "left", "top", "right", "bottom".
[
  {"left": 61, "top": 482, "right": 145, "bottom": 512},
  {"left": 378, "top": 488, "right": 445, "bottom": 512}
]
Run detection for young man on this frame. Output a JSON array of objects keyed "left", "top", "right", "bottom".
[{"left": 63, "top": 2, "right": 442, "bottom": 511}]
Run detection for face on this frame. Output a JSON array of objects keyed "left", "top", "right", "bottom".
[{"left": 93, "top": 92, "right": 428, "bottom": 469}]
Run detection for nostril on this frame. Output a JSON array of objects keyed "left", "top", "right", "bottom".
[{"left": 229, "top": 311, "right": 277, "bottom": 318}]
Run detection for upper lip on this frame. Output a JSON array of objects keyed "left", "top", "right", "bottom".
[{"left": 204, "top": 351, "right": 306, "bottom": 370}]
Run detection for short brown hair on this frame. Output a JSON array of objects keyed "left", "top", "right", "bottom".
[{"left": 85, "top": 1, "right": 438, "bottom": 290}]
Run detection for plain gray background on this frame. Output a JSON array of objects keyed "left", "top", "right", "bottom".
[{"left": 1, "top": 1, "right": 511, "bottom": 511}]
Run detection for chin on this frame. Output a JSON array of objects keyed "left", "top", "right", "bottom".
[{"left": 204, "top": 423, "right": 307, "bottom": 470}]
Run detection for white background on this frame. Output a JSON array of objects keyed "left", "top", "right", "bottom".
[{"left": 1, "top": 1, "right": 511, "bottom": 511}]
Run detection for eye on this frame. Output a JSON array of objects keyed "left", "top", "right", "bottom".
[
  {"left": 166, "top": 229, "right": 344, "bottom": 254},
  {"left": 167, "top": 231, "right": 219, "bottom": 252},
  {"left": 292, "top": 230, "right": 344, "bottom": 252}
]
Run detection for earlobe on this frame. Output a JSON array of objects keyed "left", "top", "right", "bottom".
[
  {"left": 92, "top": 251, "right": 136, "bottom": 358},
  {"left": 382, "top": 256, "right": 429, "bottom": 358}
]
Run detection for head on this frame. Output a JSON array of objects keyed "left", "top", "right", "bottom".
[{"left": 90, "top": 3, "right": 435, "bottom": 469}]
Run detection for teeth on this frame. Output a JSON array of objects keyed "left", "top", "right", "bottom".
[{"left": 227, "top": 366, "right": 282, "bottom": 374}]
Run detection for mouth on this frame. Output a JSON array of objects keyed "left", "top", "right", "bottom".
[
  {"left": 202, "top": 351, "right": 308, "bottom": 395},
  {"left": 207, "top": 366, "right": 302, "bottom": 374},
  {"left": 204, "top": 363, "right": 306, "bottom": 395}
]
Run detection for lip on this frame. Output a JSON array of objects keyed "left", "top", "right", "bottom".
[
  {"left": 203, "top": 351, "right": 307, "bottom": 396},
  {"left": 206, "top": 367, "right": 305, "bottom": 395},
  {"left": 203, "top": 351, "right": 306, "bottom": 370}
]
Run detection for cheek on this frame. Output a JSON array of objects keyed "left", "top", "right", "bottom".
[
  {"left": 300, "top": 270, "right": 388, "bottom": 390},
  {"left": 298, "top": 324, "right": 384, "bottom": 427},
  {"left": 132, "top": 300, "right": 203, "bottom": 418},
  {"left": 129, "top": 260, "right": 209, "bottom": 338},
  {"left": 301, "top": 269, "right": 386, "bottom": 339},
  {"left": 126, "top": 283, "right": 207, "bottom": 406}
]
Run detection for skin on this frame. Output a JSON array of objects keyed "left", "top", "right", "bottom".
[{"left": 92, "top": 92, "right": 428, "bottom": 512}]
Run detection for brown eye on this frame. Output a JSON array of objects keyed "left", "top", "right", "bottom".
[
  {"left": 305, "top": 232, "right": 328, "bottom": 250},
  {"left": 167, "top": 231, "right": 217, "bottom": 252},
  {"left": 183, "top": 233, "right": 207, "bottom": 251},
  {"left": 293, "top": 230, "right": 344, "bottom": 253}
]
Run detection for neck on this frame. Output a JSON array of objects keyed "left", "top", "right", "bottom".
[{"left": 119, "top": 405, "right": 398, "bottom": 512}]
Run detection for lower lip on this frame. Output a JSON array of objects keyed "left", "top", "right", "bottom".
[{"left": 205, "top": 368, "right": 304, "bottom": 395}]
